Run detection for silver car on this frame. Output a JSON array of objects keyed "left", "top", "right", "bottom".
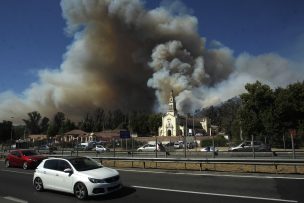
[{"left": 228, "top": 141, "right": 271, "bottom": 152}]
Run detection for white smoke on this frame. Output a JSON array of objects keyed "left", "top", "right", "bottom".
[{"left": 0, "top": 0, "right": 303, "bottom": 124}]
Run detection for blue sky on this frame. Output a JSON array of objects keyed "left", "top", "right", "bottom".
[{"left": 0, "top": 0, "right": 304, "bottom": 94}]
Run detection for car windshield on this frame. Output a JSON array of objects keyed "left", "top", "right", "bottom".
[
  {"left": 69, "top": 157, "right": 102, "bottom": 171},
  {"left": 22, "top": 150, "right": 38, "bottom": 156}
]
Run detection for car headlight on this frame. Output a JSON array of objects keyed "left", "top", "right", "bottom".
[{"left": 88, "top": 177, "right": 106, "bottom": 184}]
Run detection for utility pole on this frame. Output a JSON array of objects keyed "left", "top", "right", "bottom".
[
  {"left": 10, "top": 117, "right": 14, "bottom": 148},
  {"left": 184, "top": 115, "right": 187, "bottom": 158}
]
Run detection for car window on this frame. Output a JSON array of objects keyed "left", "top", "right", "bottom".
[
  {"left": 11, "top": 151, "right": 21, "bottom": 157},
  {"left": 58, "top": 160, "right": 71, "bottom": 171},
  {"left": 22, "top": 150, "right": 38, "bottom": 156},
  {"left": 244, "top": 142, "right": 251, "bottom": 146},
  {"left": 44, "top": 159, "right": 58, "bottom": 170},
  {"left": 69, "top": 157, "right": 102, "bottom": 171}
]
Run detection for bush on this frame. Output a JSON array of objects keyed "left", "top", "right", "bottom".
[{"left": 200, "top": 135, "right": 228, "bottom": 147}]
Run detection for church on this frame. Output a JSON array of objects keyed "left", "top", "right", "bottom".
[{"left": 158, "top": 90, "right": 210, "bottom": 137}]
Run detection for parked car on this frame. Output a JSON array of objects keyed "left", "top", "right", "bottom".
[
  {"left": 74, "top": 143, "right": 89, "bottom": 151},
  {"left": 38, "top": 145, "right": 49, "bottom": 150},
  {"left": 174, "top": 141, "right": 184, "bottom": 149},
  {"left": 201, "top": 146, "right": 219, "bottom": 153},
  {"left": 187, "top": 142, "right": 197, "bottom": 149},
  {"left": 95, "top": 145, "right": 110, "bottom": 153},
  {"left": 33, "top": 157, "right": 122, "bottom": 199},
  {"left": 37, "top": 145, "right": 57, "bottom": 153},
  {"left": 5, "top": 149, "right": 46, "bottom": 170},
  {"left": 228, "top": 141, "right": 271, "bottom": 152},
  {"left": 137, "top": 143, "right": 165, "bottom": 152}
]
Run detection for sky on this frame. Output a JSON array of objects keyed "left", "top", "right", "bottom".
[
  {"left": 0, "top": 0, "right": 304, "bottom": 122},
  {"left": 1, "top": 0, "right": 303, "bottom": 93}
]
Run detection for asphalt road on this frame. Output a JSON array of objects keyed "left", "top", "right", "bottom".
[{"left": 0, "top": 161, "right": 303, "bottom": 203}]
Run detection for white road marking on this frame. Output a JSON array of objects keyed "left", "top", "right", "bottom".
[
  {"left": 133, "top": 185, "right": 298, "bottom": 203},
  {"left": 3, "top": 196, "right": 28, "bottom": 203},
  {"left": 118, "top": 168, "right": 304, "bottom": 180}
]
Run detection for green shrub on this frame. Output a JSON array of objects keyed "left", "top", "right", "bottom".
[{"left": 200, "top": 135, "right": 228, "bottom": 147}]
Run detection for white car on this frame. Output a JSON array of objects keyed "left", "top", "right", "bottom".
[
  {"left": 33, "top": 157, "right": 121, "bottom": 199},
  {"left": 174, "top": 141, "right": 184, "bottom": 149},
  {"left": 137, "top": 144, "right": 159, "bottom": 152},
  {"left": 201, "top": 146, "right": 219, "bottom": 152},
  {"left": 95, "top": 145, "right": 109, "bottom": 152}
]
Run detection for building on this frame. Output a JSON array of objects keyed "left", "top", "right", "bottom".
[
  {"left": 158, "top": 90, "right": 210, "bottom": 137},
  {"left": 28, "top": 134, "right": 48, "bottom": 142},
  {"left": 62, "top": 130, "right": 89, "bottom": 143}
]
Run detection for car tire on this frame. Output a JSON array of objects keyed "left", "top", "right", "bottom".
[
  {"left": 5, "top": 160, "right": 10, "bottom": 168},
  {"left": 138, "top": 150, "right": 142, "bottom": 152},
  {"left": 23, "top": 162, "right": 28, "bottom": 170},
  {"left": 74, "top": 182, "right": 88, "bottom": 200},
  {"left": 33, "top": 177, "right": 44, "bottom": 192}
]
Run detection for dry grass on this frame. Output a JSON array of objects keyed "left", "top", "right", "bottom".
[{"left": 101, "top": 160, "right": 304, "bottom": 174}]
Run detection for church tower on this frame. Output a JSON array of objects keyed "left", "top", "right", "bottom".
[
  {"left": 158, "top": 90, "right": 184, "bottom": 136},
  {"left": 168, "top": 90, "right": 177, "bottom": 116}
]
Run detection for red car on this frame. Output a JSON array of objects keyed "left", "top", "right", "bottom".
[{"left": 5, "top": 149, "right": 46, "bottom": 170}]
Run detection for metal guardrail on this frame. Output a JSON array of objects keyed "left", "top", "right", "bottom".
[
  {"left": 1, "top": 149, "right": 303, "bottom": 173},
  {"left": 92, "top": 156, "right": 304, "bottom": 165},
  {"left": 88, "top": 156, "right": 304, "bottom": 174}
]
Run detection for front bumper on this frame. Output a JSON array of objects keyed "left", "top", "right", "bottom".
[{"left": 87, "top": 181, "right": 122, "bottom": 196}]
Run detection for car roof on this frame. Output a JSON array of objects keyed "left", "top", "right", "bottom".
[{"left": 46, "top": 156, "right": 90, "bottom": 161}]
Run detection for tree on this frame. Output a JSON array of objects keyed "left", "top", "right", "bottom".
[
  {"left": 239, "top": 81, "right": 275, "bottom": 142},
  {"left": 47, "top": 124, "right": 57, "bottom": 138},
  {"left": 60, "top": 118, "right": 76, "bottom": 134},
  {"left": 80, "top": 113, "right": 94, "bottom": 132},
  {"left": 128, "top": 111, "right": 150, "bottom": 135},
  {"left": 274, "top": 82, "right": 304, "bottom": 146},
  {"left": 112, "top": 109, "right": 127, "bottom": 129},
  {"left": 53, "top": 112, "right": 65, "bottom": 133},
  {"left": 0, "top": 120, "right": 13, "bottom": 142},
  {"left": 40, "top": 117, "right": 49, "bottom": 134},
  {"left": 201, "top": 106, "right": 220, "bottom": 126},
  {"left": 219, "top": 97, "right": 241, "bottom": 140},
  {"left": 148, "top": 113, "right": 162, "bottom": 135},
  {"left": 23, "top": 111, "right": 49, "bottom": 135},
  {"left": 93, "top": 108, "right": 105, "bottom": 132},
  {"left": 46, "top": 112, "right": 67, "bottom": 137}
]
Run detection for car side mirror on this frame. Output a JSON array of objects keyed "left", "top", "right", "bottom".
[{"left": 64, "top": 168, "right": 73, "bottom": 174}]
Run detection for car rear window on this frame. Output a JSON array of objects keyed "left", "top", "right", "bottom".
[
  {"left": 22, "top": 150, "right": 38, "bottom": 156},
  {"left": 44, "top": 159, "right": 58, "bottom": 170}
]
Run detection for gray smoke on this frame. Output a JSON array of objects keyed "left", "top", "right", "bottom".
[{"left": 0, "top": 0, "right": 303, "bottom": 123}]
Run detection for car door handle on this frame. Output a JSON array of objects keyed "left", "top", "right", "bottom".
[
  {"left": 56, "top": 174, "right": 59, "bottom": 176},
  {"left": 43, "top": 171, "right": 46, "bottom": 174}
]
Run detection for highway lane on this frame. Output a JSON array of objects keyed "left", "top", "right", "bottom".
[{"left": 0, "top": 162, "right": 303, "bottom": 203}]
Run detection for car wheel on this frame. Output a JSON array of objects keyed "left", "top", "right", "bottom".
[
  {"left": 33, "top": 177, "right": 44, "bottom": 192},
  {"left": 5, "top": 160, "right": 10, "bottom": 168},
  {"left": 138, "top": 150, "right": 142, "bottom": 152},
  {"left": 74, "top": 182, "right": 88, "bottom": 200},
  {"left": 23, "top": 162, "right": 28, "bottom": 170}
]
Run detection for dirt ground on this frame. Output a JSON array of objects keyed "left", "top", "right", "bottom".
[{"left": 101, "top": 160, "right": 304, "bottom": 174}]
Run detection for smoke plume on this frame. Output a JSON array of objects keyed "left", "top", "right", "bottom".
[{"left": 0, "top": 0, "right": 303, "bottom": 123}]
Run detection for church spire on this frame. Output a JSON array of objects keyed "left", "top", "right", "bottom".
[{"left": 168, "top": 90, "right": 177, "bottom": 115}]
